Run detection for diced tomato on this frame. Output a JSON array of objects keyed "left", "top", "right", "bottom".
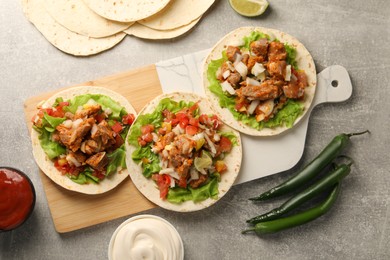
[
  {"left": 175, "top": 112, "right": 188, "bottom": 121},
  {"left": 179, "top": 117, "right": 189, "bottom": 129},
  {"left": 170, "top": 118, "right": 180, "bottom": 126},
  {"left": 95, "top": 113, "right": 105, "bottom": 123},
  {"left": 141, "top": 124, "right": 154, "bottom": 135},
  {"left": 176, "top": 112, "right": 189, "bottom": 128},
  {"left": 122, "top": 114, "right": 135, "bottom": 125},
  {"left": 188, "top": 103, "right": 199, "bottom": 115},
  {"left": 44, "top": 108, "right": 54, "bottom": 116},
  {"left": 178, "top": 176, "right": 187, "bottom": 188},
  {"left": 111, "top": 121, "right": 123, "bottom": 133},
  {"left": 199, "top": 114, "right": 209, "bottom": 125},
  {"left": 92, "top": 170, "right": 106, "bottom": 180},
  {"left": 152, "top": 174, "right": 171, "bottom": 199},
  {"left": 114, "top": 134, "right": 124, "bottom": 148},
  {"left": 185, "top": 125, "right": 198, "bottom": 135},
  {"left": 138, "top": 137, "right": 147, "bottom": 147},
  {"left": 51, "top": 107, "right": 65, "bottom": 118},
  {"left": 215, "top": 160, "right": 227, "bottom": 173},
  {"left": 219, "top": 136, "right": 233, "bottom": 153},
  {"left": 189, "top": 117, "right": 199, "bottom": 127},
  {"left": 58, "top": 101, "right": 69, "bottom": 107},
  {"left": 54, "top": 158, "right": 80, "bottom": 176},
  {"left": 210, "top": 115, "right": 221, "bottom": 129},
  {"left": 142, "top": 132, "right": 154, "bottom": 143}
]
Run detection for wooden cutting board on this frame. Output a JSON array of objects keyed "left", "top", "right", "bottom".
[{"left": 24, "top": 64, "right": 163, "bottom": 233}]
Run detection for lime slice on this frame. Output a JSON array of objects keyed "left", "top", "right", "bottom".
[
  {"left": 194, "top": 151, "right": 212, "bottom": 171},
  {"left": 229, "top": 0, "right": 269, "bottom": 17}
]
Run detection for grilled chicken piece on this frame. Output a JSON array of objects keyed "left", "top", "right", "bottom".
[
  {"left": 217, "top": 62, "right": 242, "bottom": 87},
  {"left": 267, "top": 60, "right": 287, "bottom": 79},
  {"left": 226, "top": 46, "right": 241, "bottom": 62},
  {"left": 189, "top": 174, "right": 208, "bottom": 189},
  {"left": 80, "top": 139, "right": 101, "bottom": 155},
  {"left": 282, "top": 70, "right": 307, "bottom": 99},
  {"left": 237, "top": 79, "right": 283, "bottom": 101},
  {"left": 247, "top": 56, "right": 265, "bottom": 72},
  {"left": 74, "top": 104, "right": 101, "bottom": 120},
  {"left": 91, "top": 120, "right": 115, "bottom": 148},
  {"left": 268, "top": 41, "right": 287, "bottom": 61},
  {"left": 85, "top": 152, "right": 108, "bottom": 171},
  {"left": 66, "top": 151, "right": 86, "bottom": 167},
  {"left": 250, "top": 38, "right": 269, "bottom": 58},
  {"left": 241, "top": 54, "right": 250, "bottom": 66},
  {"left": 227, "top": 71, "right": 242, "bottom": 87},
  {"left": 174, "top": 135, "right": 196, "bottom": 155},
  {"left": 56, "top": 117, "right": 94, "bottom": 152},
  {"left": 176, "top": 159, "right": 192, "bottom": 179}
]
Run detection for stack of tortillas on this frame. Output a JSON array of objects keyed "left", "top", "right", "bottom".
[{"left": 21, "top": 0, "right": 215, "bottom": 56}]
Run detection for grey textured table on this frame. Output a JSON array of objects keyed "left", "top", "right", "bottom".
[{"left": 1, "top": 1, "right": 389, "bottom": 259}]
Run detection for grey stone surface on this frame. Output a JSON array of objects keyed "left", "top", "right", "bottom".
[{"left": 1, "top": 0, "right": 389, "bottom": 259}]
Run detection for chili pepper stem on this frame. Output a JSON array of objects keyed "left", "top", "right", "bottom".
[
  {"left": 241, "top": 228, "right": 256, "bottom": 234},
  {"left": 346, "top": 130, "right": 370, "bottom": 138}
]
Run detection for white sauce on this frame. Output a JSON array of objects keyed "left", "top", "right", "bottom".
[{"left": 109, "top": 215, "right": 184, "bottom": 260}]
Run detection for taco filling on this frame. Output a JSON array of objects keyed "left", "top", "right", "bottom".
[
  {"left": 31, "top": 94, "right": 135, "bottom": 184},
  {"left": 128, "top": 98, "right": 238, "bottom": 203},
  {"left": 208, "top": 31, "right": 309, "bottom": 130}
]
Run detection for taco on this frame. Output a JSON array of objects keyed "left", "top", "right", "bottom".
[
  {"left": 203, "top": 27, "right": 317, "bottom": 136},
  {"left": 125, "top": 92, "right": 242, "bottom": 212},
  {"left": 30, "top": 86, "right": 137, "bottom": 194}
]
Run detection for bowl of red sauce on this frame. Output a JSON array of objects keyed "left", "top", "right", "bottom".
[{"left": 0, "top": 167, "right": 36, "bottom": 232}]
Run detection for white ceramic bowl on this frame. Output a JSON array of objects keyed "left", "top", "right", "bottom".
[{"left": 108, "top": 214, "right": 184, "bottom": 260}]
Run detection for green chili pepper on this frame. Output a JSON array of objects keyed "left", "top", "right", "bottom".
[
  {"left": 246, "top": 162, "right": 351, "bottom": 225},
  {"left": 249, "top": 130, "right": 369, "bottom": 201},
  {"left": 242, "top": 183, "right": 340, "bottom": 235}
]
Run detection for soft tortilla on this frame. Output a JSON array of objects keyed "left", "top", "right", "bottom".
[
  {"left": 31, "top": 86, "right": 137, "bottom": 195},
  {"left": 203, "top": 27, "right": 317, "bottom": 136},
  {"left": 43, "top": 0, "right": 133, "bottom": 38},
  {"left": 125, "top": 92, "right": 242, "bottom": 212},
  {"left": 124, "top": 17, "right": 200, "bottom": 40},
  {"left": 22, "top": 0, "right": 126, "bottom": 56},
  {"left": 138, "top": 0, "right": 214, "bottom": 30},
  {"left": 82, "top": 0, "right": 171, "bottom": 23}
]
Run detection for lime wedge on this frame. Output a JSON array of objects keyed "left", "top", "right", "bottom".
[
  {"left": 229, "top": 0, "right": 269, "bottom": 17},
  {"left": 194, "top": 151, "right": 212, "bottom": 171}
]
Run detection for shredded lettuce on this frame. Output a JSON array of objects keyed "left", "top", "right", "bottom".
[
  {"left": 65, "top": 94, "right": 127, "bottom": 120},
  {"left": 207, "top": 31, "right": 304, "bottom": 130},
  {"left": 68, "top": 167, "right": 99, "bottom": 184},
  {"left": 106, "top": 145, "right": 127, "bottom": 176},
  {"left": 167, "top": 177, "right": 219, "bottom": 204},
  {"left": 34, "top": 127, "right": 66, "bottom": 160},
  {"left": 242, "top": 31, "right": 270, "bottom": 49}
]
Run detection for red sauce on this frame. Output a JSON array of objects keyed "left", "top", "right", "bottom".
[{"left": 0, "top": 167, "right": 35, "bottom": 231}]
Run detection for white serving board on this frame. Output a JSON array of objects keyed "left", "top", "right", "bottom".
[{"left": 155, "top": 50, "right": 352, "bottom": 184}]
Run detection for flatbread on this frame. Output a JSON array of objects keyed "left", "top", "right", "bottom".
[
  {"left": 203, "top": 27, "right": 317, "bottom": 136},
  {"left": 43, "top": 0, "right": 133, "bottom": 38},
  {"left": 124, "top": 17, "right": 201, "bottom": 40},
  {"left": 138, "top": 0, "right": 214, "bottom": 30},
  {"left": 82, "top": 0, "right": 171, "bottom": 23},
  {"left": 31, "top": 86, "right": 137, "bottom": 194},
  {"left": 125, "top": 92, "right": 242, "bottom": 212},
  {"left": 22, "top": 0, "right": 126, "bottom": 56}
]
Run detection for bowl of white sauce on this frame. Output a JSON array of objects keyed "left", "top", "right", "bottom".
[{"left": 108, "top": 214, "right": 184, "bottom": 260}]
